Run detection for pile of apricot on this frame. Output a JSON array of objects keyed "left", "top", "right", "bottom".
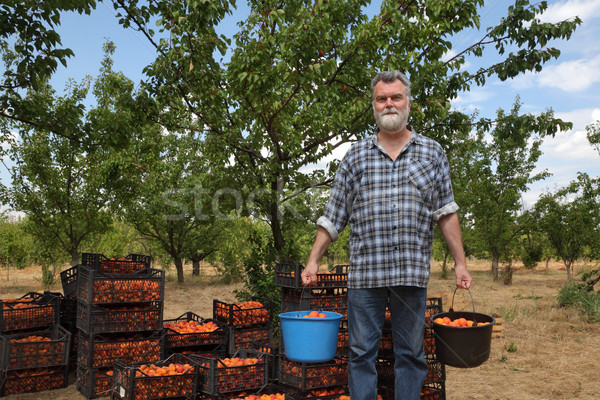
[
  {"left": 433, "top": 316, "right": 490, "bottom": 327},
  {"left": 302, "top": 311, "right": 327, "bottom": 318}
]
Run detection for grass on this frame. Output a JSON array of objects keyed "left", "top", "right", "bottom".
[{"left": 556, "top": 281, "right": 600, "bottom": 322}]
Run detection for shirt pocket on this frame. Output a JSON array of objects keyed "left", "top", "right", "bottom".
[{"left": 407, "top": 159, "right": 435, "bottom": 199}]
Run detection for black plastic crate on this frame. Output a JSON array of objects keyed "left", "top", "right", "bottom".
[
  {"left": 77, "top": 300, "right": 163, "bottom": 335},
  {"left": 112, "top": 353, "right": 198, "bottom": 400},
  {"left": 249, "top": 342, "right": 279, "bottom": 383},
  {"left": 424, "top": 327, "right": 436, "bottom": 356},
  {"left": 193, "top": 349, "right": 269, "bottom": 396},
  {"left": 424, "top": 297, "right": 443, "bottom": 327},
  {"left": 202, "top": 383, "right": 294, "bottom": 400},
  {"left": 376, "top": 357, "right": 394, "bottom": 388},
  {"left": 291, "top": 385, "right": 349, "bottom": 400},
  {"left": 1, "top": 324, "right": 71, "bottom": 370},
  {"left": 76, "top": 365, "right": 115, "bottom": 399},
  {"left": 281, "top": 287, "right": 347, "bottom": 318},
  {"left": 60, "top": 295, "right": 78, "bottom": 331},
  {"left": 379, "top": 325, "right": 438, "bottom": 360},
  {"left": 0, "top": 365, "right": 68, "bottom": 396},
  {"left": 78, "top": 330, "right": 164, "bottom": 369},
  {"left": 378, "top": 329, "right": 394, "bottom": 359},
  {"left": 421, "top": 380, "right": 446, "bottom": 400},
  {"left": 82, "top": 253, "right": 151, "bottom": 274},
  {"left": 42, "top": 291, "right": 77, "bottom": 331},
  {"left": 228, "top": 322, "right": 273, "bottom": 356},
  {"left": 77, "top": 265, "right": 165, "bottom": 304},
  {"left": 275, "top": 263, "right": 348, "bottom": 289},
  {"left": 383, "top": 297, "right": 443, "bottom": 332},
  {"left": 279, "top": 356, "right": 348, "bottom": 392},
  {"left": 69, "top": 329, "right": 79, "bottom": 367},
  {"left": 168, "top": 343, "right": 227, "bottom": 360},
  {"left": 0, "top": 292, "right": 60, "bottom": 333},
  {"left": 164, "top": 312, "right": 228, "bottom": 351},
  {"left": 336, "top": 320, "right": 349, "bottom": 356},
  {"left": 424, "top": 355, "right": 445, "bottom": 384},
  {"left": 213, "top": 297, "right": 272, "bottom": 328},
  {"left": 60, "top": 265, "right": 83, "bottom": 299},
  {"left": 377, "top": 354, "right": 444, "bottom": 389}
]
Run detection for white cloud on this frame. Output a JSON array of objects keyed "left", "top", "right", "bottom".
[
  {"left": 507, "top": 55, "right": 600, "bottom": 92},
  {"left": 442, "top": 50, "right": 471, "bottom": 71},
  {"left": 1, "top": 130, "right": 18, "bottom": 152},
  {"left": 300, "top": 141, "right": 352, "bottom": 174},
  {"left": 539, "top": 0, "right": 600, "bottom": 24},
  {"left": 541, "top": 128, "right": 596, "bottom": 160},
  {"left": 537, "top": 55, "right": 600, "bottom": 91},
  {"left": 523, "top": 129, "right": 598, "bottom": 205},
  {"left": 540, "top": 108, "right": 600, "bottom": 164},
  {"left": 451, "top": 87, "right": 493, "bottom": 107},
  {"left": 555, "top": 107, "right": 600, "bottom": 131},
  {"left": 523, "top": 107, "right": 600, "bottom": 203}
]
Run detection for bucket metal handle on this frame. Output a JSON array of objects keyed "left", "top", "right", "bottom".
[
  {"left": 449, "top": 287, "right": 479, "bottom": 325},
  {"left": 295, "top": 284, "right": 307, "bottom": 317}
]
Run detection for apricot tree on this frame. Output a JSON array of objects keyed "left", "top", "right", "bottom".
[{"left": 109, "top": 0, "right": 580, "bottom": 258}]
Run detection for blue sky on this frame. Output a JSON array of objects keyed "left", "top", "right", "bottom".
[{"left": 6, "top": 0, "right": 600, "bottom": 209}]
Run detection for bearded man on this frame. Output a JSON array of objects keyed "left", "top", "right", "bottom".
[{"left": 302, "top": 70, "right": 472, "bottom": 400}]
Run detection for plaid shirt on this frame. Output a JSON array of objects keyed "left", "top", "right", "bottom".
[{"left": 317, "top": 130, "right": 458, "bottom": 289}]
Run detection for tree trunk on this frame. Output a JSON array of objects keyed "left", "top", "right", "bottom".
[
  {"left": 491, "top": 256, "right": 499, "bottom": 282},
  {"left": 71, "top": 249, "right": 79, "bottom": 267},
  {"left": 565, "top": 260, "right": 573, "bottom": 280},
  {"left": 192, "top": 259, "right": 200, "bottom": 276},
  {"left": 545, "top": 257, "right": 550, "bottom": 272},
  {"left": 175, "top": 257, "right": 185, "bottom": 284},
  {"left": 441, "top": 252, "right": 449, "bottom": 279},
  {"left": 326, "top": 251, "right": 334, "bottom": 270},
  {"left": 270, "top": 178, "right": 287, "bottom": 259},
  {"left": 502, "top": 259, "right": 514, "bottom": 285}
]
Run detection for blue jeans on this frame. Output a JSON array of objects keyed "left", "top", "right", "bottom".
[{"left": 348, "top": 286, "right": 428, "bottom": 400}]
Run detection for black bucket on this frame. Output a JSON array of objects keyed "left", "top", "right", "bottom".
[{"left": 431, "top": 289, "right": 495, "bottom": 368}]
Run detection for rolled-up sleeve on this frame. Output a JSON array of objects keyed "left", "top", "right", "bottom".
[{"left": 432, "top": 150, "right": 459, "bottom": 221}]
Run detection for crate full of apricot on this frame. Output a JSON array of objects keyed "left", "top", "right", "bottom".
[
  {"left": 0, "top": 292, "right": 59, "bottom": 333},
  {"left": 77, "top": 266, "right": 165, "bottom": 304},
  {"left": 275, "top": 263, "right": 348, "bottom": 289},
  {"left": 192, "top": 349, "right": 268, "bottom": 396},
  {"left": 81, "top": 253, "right": 151, "bottom": 274},
  {"left": 77, "top": 301, "right": 163, "bottom": 335},
  {"left": 163, "top": 312, "right": 228, "bottom": 349},
  {"left": 1, "top": 324, "right": 71, "bottom": 370},
  {"left": 111, "top": 353, "right": 198, "bottom": 400},
  {"left": 213, "top": 298, "right": 272, "bottom": 327}
]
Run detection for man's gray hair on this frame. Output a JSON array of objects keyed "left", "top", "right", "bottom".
[{"left": 370, "top": 70, "right": 411, "bottom": 100}]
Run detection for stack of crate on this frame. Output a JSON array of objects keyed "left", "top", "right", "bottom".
[
  {"left": 73, "top": 253, "right": 166, "bottom": 399},
  {"left": 376, "top": 297, "right": 446, "bottom": 399},
  {"left": 0, "top": 292, "right": 69, "bottom": 396},
  {"left": 60, "top": 254, "right": 154, "bottom": 369},
  {"left": 274, "top": 262, "right": 447, "bottom": 400},
  {"left": 275, "top": 262, "right": 350, "bottom": 399},
  {"left": 212, "top": 297, "right": 273, "bottom": 356}
]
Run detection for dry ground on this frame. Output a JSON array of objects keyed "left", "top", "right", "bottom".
[{"left": 0, "top": 259, "right": 599, "bottom": 400}]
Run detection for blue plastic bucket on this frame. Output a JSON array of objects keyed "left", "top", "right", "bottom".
[{"left": 279, "top": 310, "right": 343, "bottom": 362}]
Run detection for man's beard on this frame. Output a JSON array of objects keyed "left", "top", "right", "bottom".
[{"left": 375, "top": 105, "right": 409, "bottom": 132}]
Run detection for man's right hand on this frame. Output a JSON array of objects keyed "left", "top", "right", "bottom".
[
  {"left": 302, "top": 226, "right": 334, "bottom": 286},
  {"left": 301, "top": 261, "right": 319, "bottom": 286}
]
